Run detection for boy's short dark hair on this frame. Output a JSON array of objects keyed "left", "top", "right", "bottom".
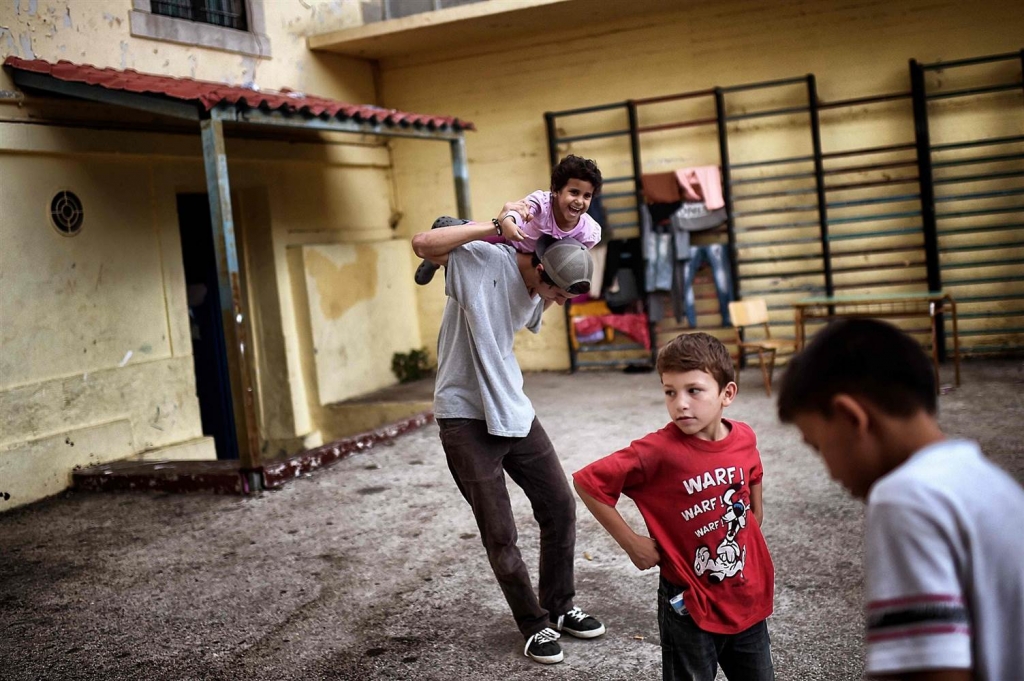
[
  {"left": 656, "top": 332, "right": 735, "bottom": 390},
  {"left": 777, "top": 318, "right": 937, "bottom": 423},
  {"left": 551, "top": 154, "right": 603, "bottom": 195}
]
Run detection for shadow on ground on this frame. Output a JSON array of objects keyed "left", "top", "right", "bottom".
[{"left": 1, "top": 360, "right": 1021, "bottom": 680}]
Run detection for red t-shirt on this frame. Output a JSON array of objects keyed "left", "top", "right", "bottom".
[{"left": 573, "top": 419, "right": 774, "bottom": 634}]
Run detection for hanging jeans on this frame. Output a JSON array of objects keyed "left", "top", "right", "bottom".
[{"left": 682, "top": 243, "right": 733, "bottom": 328}]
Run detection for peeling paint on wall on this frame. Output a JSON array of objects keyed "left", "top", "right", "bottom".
[
  {"left": 18, "top": 30, "right": 33, "bottom": 58},
  {"left": 240, "top": 55, "right": 258, "bottom": 88},
  {"left": 305, "top": 246, "right": 378, "bottom": 320},
  {"left": 1, "top": 28, "right": 17, "bottom": 55},
  {"left": 283, "top": 0, "right": 361, "bottom": 36}
]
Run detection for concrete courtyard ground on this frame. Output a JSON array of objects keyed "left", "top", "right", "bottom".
[{"left": 2, "top": 360, "right": 1022, "bottom": 681}]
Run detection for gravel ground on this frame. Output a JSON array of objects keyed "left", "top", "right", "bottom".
[{"left": 1, "top": 359, "right": 1021, "bottom": 681}]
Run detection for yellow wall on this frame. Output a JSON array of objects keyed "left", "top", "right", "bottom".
[
  {"left": 0, "top": 0, "right": 421, "bottom": 509},
  {"left": 386, "top": 0, "right": 1022, "bottom": 367}
]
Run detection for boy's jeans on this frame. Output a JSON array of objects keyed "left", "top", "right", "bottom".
[
  {"left": 658, "top": 577, "right": 774, "bottom": 681},
  {"left": 437, "top": 417, "right": 576, "bottom": 639}
]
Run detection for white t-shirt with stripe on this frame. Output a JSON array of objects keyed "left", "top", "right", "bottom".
[{"left": 864, "top": 439, "right": 1024, "bottom": 679}]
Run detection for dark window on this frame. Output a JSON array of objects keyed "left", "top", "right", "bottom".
[{"left": 151, "top": 0, "right": 248, "bottom": 31}]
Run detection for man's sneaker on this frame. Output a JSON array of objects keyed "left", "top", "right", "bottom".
[
  {"left": 414, "top": 216, "right": 471, "bottom": 285},
  {"left": 554, "top": 606, "right": 606, "bottom": 639},
  {"left": 523, "top": 627, "right": 563, "bottom": 664}
]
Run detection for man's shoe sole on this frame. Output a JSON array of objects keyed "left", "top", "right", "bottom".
[
  {"left": 526, "top": 650, "right": 564, "bottom": 664},
  {"left": 431, "top": 216, "right": 470, "bottom": 230},
  {"left": 414, "top": 216, "right": 471, "bottom": 286},
  {"left": 414, "top": 260, "right": 440, "bottom": 285},
  {"left": 560, "top": 623, "right": 606, "bottom": 639}
]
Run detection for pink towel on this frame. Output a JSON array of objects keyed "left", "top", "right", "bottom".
[{"left": 674, "top": 166, "right": 724, "bottom": 211}]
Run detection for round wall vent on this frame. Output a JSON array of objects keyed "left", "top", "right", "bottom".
[{"left": 50, "top": 191, "right": 84, "bottom": 236}]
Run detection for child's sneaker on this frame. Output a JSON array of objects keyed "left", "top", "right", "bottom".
[
  {"left": 414, "top": 216, "right": 471, "bottom": 285},
  {"left": 553, "top": 606, "right": 606, "bottom": 639},
  {"left": 523, "top": 627, "right": 563, "bottom": 664}
]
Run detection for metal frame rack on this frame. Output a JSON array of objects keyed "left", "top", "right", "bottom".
[
  {"left": 911, "top": 51, "right": 1024, "bottom": 356},
  {"left": 718, "top": 76, "right": 824, "bottom": 340},
  {"left": 545, "top": 49, "right": 1022, "bottom": 372},
  {"left": 807, "top": 87, "right": 939, "bottom": 348},
  {"left": 630, "top": 87, "right": 725, "bottom": 362},
  {"left": 544, "top": 102, "right": 652, "bottom": 371}
]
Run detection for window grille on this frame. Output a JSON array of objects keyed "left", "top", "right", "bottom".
[{"left": 151, "top": 0, "right": 248, "bottom": 31}]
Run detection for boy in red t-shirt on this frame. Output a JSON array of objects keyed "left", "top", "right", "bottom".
[{"left": 573, "top": 332, "right": 775, "bottom": 681}]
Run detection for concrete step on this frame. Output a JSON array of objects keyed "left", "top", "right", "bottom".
[
  {"left": 73, "top": 459, "right": 255, "bottom": 495},
  {"left": 130, "top": 436, "right": 217, "bottom": 462},
  {"left": 72, "top": 411, "right": 434, "bottom": 495}
]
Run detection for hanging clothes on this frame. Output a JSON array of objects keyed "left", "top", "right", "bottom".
[
  {"left": 674, "top": 166, "right": 725, "bottom": 210},
  {"left": 669, "top": 202, "right": 727, "bottom": 258},
  {"left": 641, "top": 172, "right": 683, "bottom": 204},
  {"left": 640, "top": 166, "right": 733, "bottom": 328},
  {"left": 573, "top": 314, "right": 651, "bottom": 350},
  {"left": 681, "top": 243, "right": 734, "bottom": 328}
]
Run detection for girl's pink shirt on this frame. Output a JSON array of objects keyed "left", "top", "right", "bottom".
[{"left": 509, "top": 190, "right": 602, "bottom": 253}]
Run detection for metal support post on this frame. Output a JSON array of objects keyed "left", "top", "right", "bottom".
[
  {"left": 200, "top": 115, "right": 262, "bottom": 474},
  {"left": 807, "top": 74, "right": 834, "bottom": 299},
  {"left": 715, "top": 87, "right": 742, "bottom": 305},
  {"left": 628, "top": 100, "right": 657, "bottom": 368},
  {"left": 449, "top": 135, "right": 472, "bottom": 220},
  {"left": 909, "top": 59, "right": 946, "bottom": 360}
]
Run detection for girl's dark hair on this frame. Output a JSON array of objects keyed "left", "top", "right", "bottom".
[
  {"left": 550, "top": 154, "right": 602, "bottom": 195},
  {"left": 777, "top": 318, "right": 937, "bottom": 423}
]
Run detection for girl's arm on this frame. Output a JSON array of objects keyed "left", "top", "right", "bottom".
[{"left": 498, "top": 197, "right": 535, "bottom": 242}]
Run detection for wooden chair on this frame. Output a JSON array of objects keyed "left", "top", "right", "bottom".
[{"left": 728, "top": 299, "right": 797, "bottom": 396}]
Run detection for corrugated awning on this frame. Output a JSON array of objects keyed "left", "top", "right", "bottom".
[{"left": 3, "top": 57, "right": 475, "bottom": 136}]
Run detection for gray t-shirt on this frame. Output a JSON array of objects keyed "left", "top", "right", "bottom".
[{"left": 433, "top": 242, "right": 544, "bottom": 437}]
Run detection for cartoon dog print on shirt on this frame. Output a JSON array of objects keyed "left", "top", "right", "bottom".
[{"left": 694, "top": 484, "right": 748, "bottom": 584}]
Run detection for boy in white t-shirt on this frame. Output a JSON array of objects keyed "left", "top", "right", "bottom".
[
  {"left": 777, "top": 319, "right": 1024, "bottom": 681},
  {"left": 414, "top": 154, "right": 603, "bottom": 285}
]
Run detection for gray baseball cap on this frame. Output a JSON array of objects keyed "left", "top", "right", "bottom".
[{"left": 535, "top": 235, "right": 594, "bottom": 295}]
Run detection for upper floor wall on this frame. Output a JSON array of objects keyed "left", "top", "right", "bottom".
[{"left": 0, "top": 0, "right": 376, "bottom": 103}]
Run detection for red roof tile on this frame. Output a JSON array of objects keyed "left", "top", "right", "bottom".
[{"left": 3, "top": 57, "right": 475, "bottom": 132}]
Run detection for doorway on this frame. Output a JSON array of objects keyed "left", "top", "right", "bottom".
[{"left": 176, "top": 194, "right": 239, "bottom": 460}]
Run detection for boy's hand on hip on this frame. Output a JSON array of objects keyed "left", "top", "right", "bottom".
[{"left": 626, "top": 534, "right": 660, "bottom": 571}]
